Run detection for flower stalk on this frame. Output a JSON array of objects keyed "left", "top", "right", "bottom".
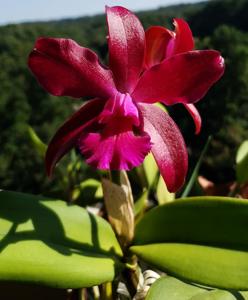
[{"left": 102, "top": 170, "right": 134, "bottom": 250}]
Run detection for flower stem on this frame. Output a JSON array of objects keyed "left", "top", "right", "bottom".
[{"left": 122, "top": 254, "right": 140, "bottom": 299}]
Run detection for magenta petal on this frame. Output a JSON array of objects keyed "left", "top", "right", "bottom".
[
  {"left": 106, "top": 6, "right": 145, "bottom": 93},
  {"left": 132, "top": 50, "right": 225, "bottom": 105},
  {"left": 139, "top": 103, "right": 188, "bottom": 192},
  {"left": 28, "top": 38, "right": 116, "bottom": 99},
  {"left": 79, "top": 130, "right": 151, "bottom": 170},
  {"left": 184, "top": 103, "right": 202, "bottom": 135},
  {"left": 45, "top": 99, "right": 105, "bottom": 176}
]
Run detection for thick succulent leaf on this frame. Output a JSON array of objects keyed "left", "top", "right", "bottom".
[
  {"left": 132, "top": 50, "right": 224, "bottom": 105},
  {"left": 146, "top": 276, "right": 247, "bottom": 300},
  {"left": 194, "top": 291, "right": 248, "bottom": 300},
  {"left": 134, "top": 196, "right": 248, "bottom": 247},
  {"left": 191, "top": 290, "right": 248, "bottom": 300},
  {"left": 236, "top": 140, "right": 248, "bottom": 184},
  {"left": 146, "top": 276, "right": 204, "bottom": 299},
  {"left": 139, "top": 103, "right": 188, "bottom": 192},
  {"left": 29, "top": 38, "right": 116, "bottom": 99},
  {"left": 106, "top": 6, "right": 145, "bottom": 93},
  {"left": 132, "top": 196, "right": 248, "bottom": 290},
  {"left": 0, "top": 190, "right": 123, "bottom": 288},
  {"left": 131, "top": 243, "right": 248, "bottom": 290}
]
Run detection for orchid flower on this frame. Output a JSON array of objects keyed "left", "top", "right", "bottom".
[
  {"left": 28, "top": 6, "right": 224, "bottom": 192},
  {"left": 144, "top": 19, "right": 210, "bottom": 134}
]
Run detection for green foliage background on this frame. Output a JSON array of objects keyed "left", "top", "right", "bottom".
[{"left": 0, "top": 0, "right": 247, "bottom": 195}]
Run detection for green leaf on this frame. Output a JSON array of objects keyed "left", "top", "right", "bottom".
[
  {"left": 134, "top": 196, "right": 248, "bottom": 246},
  {"left": 146, "top": 276, "right": 204, "bottom": 300},
  {"left": 134, "top": 189, "right": 148, "bottom": 216},
  {"left": 181, "top": 136, "right": 212, "bottom": 198},
  {"left": 156, "top": 175, "right": 175, "bottom": 205},
  {"left": 236, "top": 140, "right": 248, "bottom": 184},
  {"left": 131, "top": 196, "right": 248, "bottom": 290},
  {"left": 72, "top": 178, "right": 103, "bottom": 204},
  {"left": 0, "top": 190, "right": 123, "bottom": 288},
  {"left": 191, "top": 290, "right": 248, "bottom": 300},
  {"left": 146, "top": 276, "right": 242, "bottom": 300},
  {"left": 28, "top": 126, "right": 47, "bottom": 158},
  {"left": 132, "top": 243, "right": 248, "bottom": 291},
  {"left": 143, "top": 153, "right": 159, "bottom": 188}
]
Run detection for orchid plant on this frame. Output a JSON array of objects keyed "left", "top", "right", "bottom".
[
  {"left": 28, "top": 6, "right": 224, "bottom": 193},
  {"left": 1, "top": 5, "right": 248, "bottom": 300}
]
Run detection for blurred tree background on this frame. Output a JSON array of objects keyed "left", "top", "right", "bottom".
[{"left": 0, "top": 0, "right": 247, "bottom": 196}]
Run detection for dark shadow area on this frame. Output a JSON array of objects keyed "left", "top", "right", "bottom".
[
  {"left": 0, "top": 282, "right": 67, "bottom": 300},
  {"left": 230, "top": 291, "right": 246, "bottom": 300}
]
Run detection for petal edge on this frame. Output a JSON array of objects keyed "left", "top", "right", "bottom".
[
  {"left": 184, "top": 103, "right": 202, "bottom": 135},
  {"left": 139, "top": 103, "right": 188, "bottom": 192},
  {"left": 45, "top": 99, "right": 105, "bottom": 176}
]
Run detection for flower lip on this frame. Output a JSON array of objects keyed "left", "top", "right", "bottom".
[
  {"left": 79, "top": 130, "right": 151, "bottom": 171},
  {"left": 99, "top": 92, "right": 140, "bottom": 127}
]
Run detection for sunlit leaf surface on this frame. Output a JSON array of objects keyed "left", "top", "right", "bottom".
[{"left": 0, "top": 190, "right": 123, "bottom": 288}]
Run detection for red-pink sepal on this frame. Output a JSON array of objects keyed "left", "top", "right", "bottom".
[
  {"left": 28, "top": 38, "right": 116, "bottom": 99},
  {"left": 139, "top": 103, "right": 188, "bottom": 192},
  {"left": 106, "top": 6, "right": 145, "bottom": 93}
]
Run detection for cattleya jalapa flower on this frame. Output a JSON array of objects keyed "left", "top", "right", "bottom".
[{"left": 28, "top": 6, "right": 224, "bottom": 192}]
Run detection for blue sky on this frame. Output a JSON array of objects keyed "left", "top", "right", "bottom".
[{"left": 0, "top": 0, "right": 204, "bottom": 25}]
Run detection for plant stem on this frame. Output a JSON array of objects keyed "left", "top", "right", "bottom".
[
  {"left": 100, "top": 282, "right": 113, "bottom": 300},
  {"left": 122, "top": 255, "right": 140, "bottom": 298}
]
